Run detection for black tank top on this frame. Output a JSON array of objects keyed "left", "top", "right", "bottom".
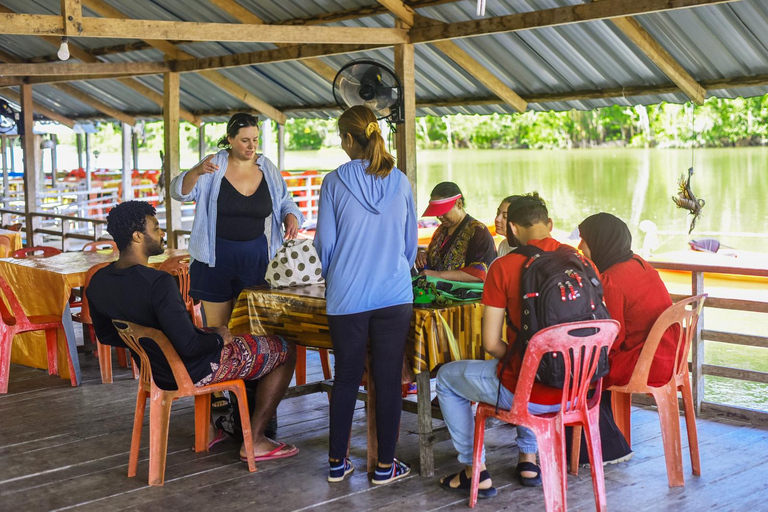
[{"left": 216, "top": 176, "right": 272, "bottom": 241}]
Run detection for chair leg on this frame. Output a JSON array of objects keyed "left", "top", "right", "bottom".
[
  {"left": 583, "top": 410, "right": 608, "bottom": 512},
  {"left": 320, "top": 348, "right": 332, "bottom": 380},
  {"left": 45, "top": 328, "right": 59, "bottom": 376},
  {"left": 569, "top": 425, "right": 582, "bottom": 476},
  {"left": 653, "top": 384, "right": 685, "bottom": 487},
  {"left": 230, "top": 383, "right": 257, "bottom": 473},
  {"left": 62, "top": 329, "right": 77, "bottom": 387},
  {"left": 469, "top": 409, "right": 488, "bottom": 508},
  {"left": 611, "top": 390, "right": 633, "bottom": 449},
  {"left": 131, "top": 356, "right": 140, "bottom": 380},
  {"left": 116, "top": 346, "right": 128, "bottom": 368},
  {"left": 97, "top": 341, "right": 113, "bottom": 384},
  {"left": 294, "top": 345, "right": 307, "bottom": 386},
  {"left": 148, "top": 389, "right": 174, "bottom": 486},
  {"left": 0, "top": 329, "right": 15, "bottom": 394},
  {"left": 129, "top": 387, "right": 148, "bottom": 478},
  {"left": 194, "top": 394, "right": 211, "bottom": 453},
  {"left": 535, "top": 421, "right": 567, "bottom": 512},
  {"left": 680, "top": 380, "right": 701, "bottom": 476}
]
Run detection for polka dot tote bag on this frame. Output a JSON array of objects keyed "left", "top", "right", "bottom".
[{"left": 266, "top": 239, "right": 324, "bottom": 288}]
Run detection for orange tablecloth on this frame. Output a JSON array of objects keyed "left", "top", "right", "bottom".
[
  {"left": 0, "top": 249, "right": 188, "bottom": 383},
  {"left": 229, "top": 285, "right": 488, "bottom": 375},
  {"left": 0, "top": 229, "right": 23, "bottom": 256}
]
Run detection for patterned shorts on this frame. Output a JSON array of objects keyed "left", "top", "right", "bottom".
[{"left": 195, "top": 334, "right": 289, "bottom": 387}]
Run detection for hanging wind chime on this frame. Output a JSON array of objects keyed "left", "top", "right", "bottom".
[{"left": 672, "top": 103, "right": 706, "bottom": 234}]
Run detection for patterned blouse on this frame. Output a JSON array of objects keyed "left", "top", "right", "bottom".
[{"left": 426, "top": 215, "right": 497, "bottom": 281}]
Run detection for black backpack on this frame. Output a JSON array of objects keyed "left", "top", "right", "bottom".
[{"left": 501, "top": 244, "right": 611, "bottom": 389}]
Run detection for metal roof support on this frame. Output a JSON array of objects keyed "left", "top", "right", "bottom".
[
  {"left": 277, "top": 124, "right": 285, "bottom": 173},
  {"left": 121, "top": 123, "right": 132, "bottom": 201},
  {"left": 163, "top": 72, "right": 182, "bottom": 249},
  {"left": 395, "top": 21, "right": 418, "bottom": 200},
  {"left": 53, "top": 83, "right": 136, "bottom": 126},
  {"left": 611, "top": 17, "right": 706, "bottom": 104},
  {"left": 20, "top": 84, "right": 38, "bottom": 247},
  {"left": 0, "top": 89, "right": 76, "bottom": 128}
]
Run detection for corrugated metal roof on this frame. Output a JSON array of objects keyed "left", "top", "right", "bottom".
[{"left": 1, "top": 0, "right": 767, "bottom": 124}]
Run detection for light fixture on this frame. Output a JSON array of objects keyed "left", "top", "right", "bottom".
[
  {"left": 57, "top": 37, "right": 70, "bottom": 61},
  {"left": 476, "top": 0, "right": 486, "bottom": 17}
]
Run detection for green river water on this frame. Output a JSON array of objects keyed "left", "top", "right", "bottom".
[{"left": 286, "top": 147, "right": 768, "bottom": 412}]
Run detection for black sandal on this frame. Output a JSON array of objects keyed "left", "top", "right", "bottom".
[
  {"left": 211, "top": 394, "right": 231, "bottom": 412},
  {"left": 440, "top": 469, "right": 498, "bottom": 499},
  {"left": 516, "top": 461, "right": 542, "bottom": 487}
]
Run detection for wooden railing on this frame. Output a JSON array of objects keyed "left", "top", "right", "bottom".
[
  {"left": 0, "top": 207, "right": 107, "bottom": 251},
  {"left": 649, "top": 260, "right": 768, "bottom": 426}
]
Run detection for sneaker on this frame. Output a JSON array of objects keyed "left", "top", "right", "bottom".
[
  {"left": 582, "top": 451, "right": 634, "bottom": 469},
  {"left": 328, "top": 458, "right": 354, "bottom": 483},
  {"left": 371, "top": 459, "right": 411, "bottom": 485}
]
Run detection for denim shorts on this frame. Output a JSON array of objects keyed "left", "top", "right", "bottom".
[{"left": 189, "top": 235, "right": 269, "bottom": 303}]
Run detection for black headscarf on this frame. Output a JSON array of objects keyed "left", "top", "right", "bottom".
[{"left": 578, "top": 213, "right": 634, "bottom": 273}]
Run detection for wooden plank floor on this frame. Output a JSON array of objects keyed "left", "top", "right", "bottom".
[{"left": 2, "top": 349, "right": 767, "bottom": 512}]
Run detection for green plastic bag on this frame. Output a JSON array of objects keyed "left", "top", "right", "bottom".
[{"left": 412, "top": 275, "right": 484, "bottom": 307}]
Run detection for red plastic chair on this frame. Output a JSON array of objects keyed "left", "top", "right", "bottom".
[
  {"left": 470, "top": 319, "right": 620, "bottom": 511},
  {"left": 158, "top": 255, "right": 203, "bottom": 328},
  {"left": 294, "top": 346, "right": 332, "bottom": 385},
  {"left": 82, "top": 241, "right": 118, "bottom": 253},
  {"left": 112, "top": 320, "right": 256, "bottom": 485},
  {"left": 71, "top": 262, "right": 136, "bottom": 383},
  {"left": 607, "top": 294, "right": 707, "bottom": 487},
  {"left": 0, "top": 275, "right": 75, "bottom": 393},
  {"left": 2, "top": 223, "right": 22, "bottom": 232},
  {"left": 0, "top": 235, "right": 12, "bottom": 258},
  {"left": 11, "top": 246, "right": 62, "bottom": 259}
]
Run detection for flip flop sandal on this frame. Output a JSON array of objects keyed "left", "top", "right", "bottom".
[
  {"left": 207, "top": 428, "right": 228, "bottom": 450},
  {"left": 211, "top": 394, "right": 231, "bottom": 412},
  {"left": 440, "top": 469, "right": 498, "bottom": 498},
  {"left": 240, "top": 442, "right": 299, "bottom": 463},
  {"left": 516, "top": 461, "right": 542, "bottom": 487}
]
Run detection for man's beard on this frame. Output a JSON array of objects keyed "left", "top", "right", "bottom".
[{"left": 147, "top": 239, "right": 165, "bottom": 256}]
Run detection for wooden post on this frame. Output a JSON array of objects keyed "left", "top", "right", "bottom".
[
  {"left": 277, "top": 123, "right": 285, "bottom": 172},
  {"left": 260, "top": 119, "right": 272, "bottom": 155},
  {"left": 163, "top": 71, "right": 182, "bottom": 249},
  {"left": 692, "top": 271, "right": 705, "bottom": 414},
  {"left": 198, "top": 122, "right": 206, "bottom": 162},
  {"left": 10, "top": 137, "right": 16, "bottom": 173},
  {"left": 1, "top": 136, "right": 8, "bottom": 201},
  {"left": 76, "top": 133, "right": 83, "bottom": 169},
  {"left": 132, "top": 129, "right": 139, "bottom": 171},
  {"left": 394, "top": 22, "right": 417, "bottom": 196},
  {"left": 20, "top": 84, "right": 38, "bottom": 246},
  {"left": 84, "top": 132, "right": 92, "bottom": 192},
  {"left": 50, "top": 135, "right": 58, "bottom": 187},
  {"left": 121, "top": 122, "right": 132, "bottom": 200}
]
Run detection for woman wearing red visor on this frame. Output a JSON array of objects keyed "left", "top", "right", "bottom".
[{"left": 415, "top": 182, "right": 496, "bottom": 282}]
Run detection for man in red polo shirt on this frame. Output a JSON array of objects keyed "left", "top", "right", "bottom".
[{"left": 437, "top": 193, "right": 565, "bottom": 499}]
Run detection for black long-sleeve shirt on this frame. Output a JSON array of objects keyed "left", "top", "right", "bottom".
[{"left": 87, "top": 263, "right": 223, "bottom": 390}]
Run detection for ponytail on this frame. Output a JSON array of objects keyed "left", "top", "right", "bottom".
[{"left": 338, "top": 106, "right": 395, "bottom": 178}]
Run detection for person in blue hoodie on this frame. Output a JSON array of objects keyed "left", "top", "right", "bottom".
[{"left": 315, "top": 105, "right": 418, "bottom": 486}]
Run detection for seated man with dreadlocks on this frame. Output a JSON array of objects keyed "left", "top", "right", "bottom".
[{"left": 87, "top": 201, "right": 298, "bottom": 463}]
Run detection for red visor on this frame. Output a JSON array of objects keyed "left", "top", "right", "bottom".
[{"left": 422, "top": 194, "right": 461, "bottom": 217}]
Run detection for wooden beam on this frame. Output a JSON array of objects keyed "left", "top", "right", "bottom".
[
  {"left": 280, "top": 0, "right": 460, "bottom": 26},
  {"left": 431, "top": 40, "right": 527, "bottom": 112},
  {"left": 20, "top": 84, "right": 38, "bottom": 244},
  {"left": 378, "top": 0, "right": 416, "bottom": 26},
  {"left": 0, "top": 77, "right": 24, "bottom": 87},
  {"left": 163, "top": 72, "right": 182, "bottom": 249},
  {"left": 52, "top": 83, "right": 136, "bottom": 126},
  {"left": 611, "top": 17, "right": 705, "bottom": 104},
  {"left": 24, "top": 72, "right": 155, "bottom": 85},
  {"left": 0, "top": 12, "right": 409, "bottom": 44},
  {"left": 207, "top": 0, "right": 338, "bottom": 84},
  {"left": 82, "top": 0, "right": 286, "bottom": 124},
  {"left": 60, "top": 0, "right": 83, "bottom": 36},
  {"left": 0, "top": 61, "right": 169, "bottom": 76},
  {"left": 0, "top": 49, "right": 21, "bottom": 64},
  {"left": 116, "top": 79, "right": 200, "bottom": 126},
  {"left": 0, "top": 89, "right": 76, "bottom": 128},
  {"left": 408, "top": 0, "right": 736, "bottom": 43},
  {"left": 395, "top": 23, "right": 417, "bottom": 192}
]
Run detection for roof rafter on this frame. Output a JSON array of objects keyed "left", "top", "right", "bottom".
[
  {"left": 83, "top": 0, "right": 287, "bottom": 124},
  {"left": 0, "top": 88, "right": 76, "bottom": 128},
  {"left": 611, "top": 16, "right": 705, "bottom": 104}
]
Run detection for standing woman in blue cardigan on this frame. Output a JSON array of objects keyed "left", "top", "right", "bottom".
[
  {"left": 171, "top": 113, "right": 303, "bottom": 413},
  {"left": 315, "top": 105, "right": 418, "bottom": 485}
]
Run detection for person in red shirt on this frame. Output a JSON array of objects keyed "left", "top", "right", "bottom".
[{"left": 437, "top": 193, "right": 563, "bottom": 499}]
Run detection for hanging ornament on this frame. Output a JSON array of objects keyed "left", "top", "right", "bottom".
[{"left": 672, "top": 167, "right": 705, "bottom": 234}]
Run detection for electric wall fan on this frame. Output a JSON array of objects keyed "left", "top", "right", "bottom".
[{"left": 332, "top": 59, "right": 403, "bottom": 125}]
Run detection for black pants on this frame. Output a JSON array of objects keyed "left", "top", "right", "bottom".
[
  {"left": 327, "top": 303, "right": 412, "bottom": 465},
  {"left": 566, "top": 390, "right": 631, "bottom": 463}
]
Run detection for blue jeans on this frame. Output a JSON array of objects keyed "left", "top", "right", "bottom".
[{"left": 436, "top": 359, "right": 560, "bottom": 465}]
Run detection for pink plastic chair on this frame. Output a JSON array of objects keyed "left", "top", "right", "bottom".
[
  {"left": 11, "top": 246, "right": 62, "bottom": 259},
  {"left": 82, "top": 241, "right": 118, "bottom": 253},
  {"left": 470, "top": 319, "right": 620, "bottom": 511},
  {"left": 0, "top": 275, "right": 74, "bottom": 393}
]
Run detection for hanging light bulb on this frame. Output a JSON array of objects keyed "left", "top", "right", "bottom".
[
  {"left": 476, "top": 0, "right": 486, "bottom": 17},
  {"left": 57, "top": 37, "right": 70, "bottom": 61}
]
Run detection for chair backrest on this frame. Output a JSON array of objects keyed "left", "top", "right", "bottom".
[
  {"left": 626, "top": 294, "right": 707, "bottom": 390},
  {"left": 0, "top": 235, "right": 12, "bottom": 258},
  {"left": 3, "top": 223, "right": 22, "bottom": 232},
  {"left": 111, "top": 319, "right": 196, "bottom": 393},
  {"left": 82, "top": 240, "right": 118, "bottom": 253},
  {"left": 78, "top": 262, "right": 112, "bottom": 324},
  {"left": 512, "top": 320, "right": 620, "bottom": 419},
  {"left": 158, "top": 255, "right": 193, "bottom": 305},
  {"left": 0, "top": 274, "right": 29, "bottom": 327},
  {"left": 11, "top": 246, "right": 62, "bottom": 259}
]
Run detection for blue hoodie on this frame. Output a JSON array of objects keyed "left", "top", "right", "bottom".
[{"left": 315, "top": 159, "right": 418, "bottom": 316}]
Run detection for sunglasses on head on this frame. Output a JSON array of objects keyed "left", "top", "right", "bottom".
[{"left": 228, "top": 115, "right": 258, "bottom": 130}]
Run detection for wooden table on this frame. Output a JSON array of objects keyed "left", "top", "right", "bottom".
[
  {"left": 0, "top": 249, "right": 188, "bottom": 385},
  {"left": 229, "top": 285, "right": 488, "bottom": 476}
]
